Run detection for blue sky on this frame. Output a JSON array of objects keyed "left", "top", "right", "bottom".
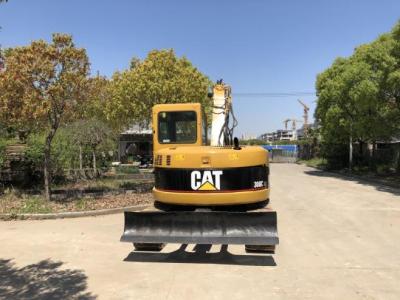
[{"left": 1, "top": 0, "right": 399, "bottom": 137}]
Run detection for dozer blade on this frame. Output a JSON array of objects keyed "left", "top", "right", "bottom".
[{"left": 120, "top": 211, "right": 278, "bottom": 245}]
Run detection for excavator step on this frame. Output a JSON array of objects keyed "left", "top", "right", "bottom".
[{"left": 120, "top": 210, "right": 278, "bottom": 246}]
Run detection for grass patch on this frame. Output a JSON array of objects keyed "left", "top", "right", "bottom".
[
  {"left": 0, "top": 189, "right": 52, "bottom": 214},
  {"left": 297, "top": 157, "right": 327, "bottom": 169},
  {"left": 115, "top": 165, "right": 139, "bottom": 174},
  {"left": 0, "top": 186, "right": 154, "bottom": 216},
  {"left": 51, "top": 177, "right": 144, "bottom": 191},
  {"left": 75, "top": 198, "right": 89, "bottom": 211},
  {"left": 18, "top": 196, "right": 52, "bottom": 214}
]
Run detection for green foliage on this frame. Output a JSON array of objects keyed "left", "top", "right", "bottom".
[
  {"left": 0, "top": 33, "right": 90, "bottom": 198},
  {"left": 70, "top": 119, "right": 113, "bottom": 149},
  {"left": 25, "top": 131, "right": 76, "bottom": 175},
  {"left": 67, "top": 119, "right": 115, "bottom": 169},
  {"left": 106, "top": 49, "right": 212, "bottom": 130},
  {"left": 19, "top": 196, "right": 52, "bottom": 214},
  {"left": 115, "top": 165, "right": 139, "bottom": 174},
  {"left": 79, "top": 75, "right": 111, "bottom": 122},
  {"left": 0, "top": 138, "right": 11, "bottom": 168},
  {"left": 319, "top": 143, "right": 349, "bottom": 170},
  {"left": 0, "top": 33, "right": 90, "bottom": 132},
  {"left": 315, "top": 21, "right": 400, "bottom": 170},
  {"left": 75, "top": 198, "right": 90, "bottom": 211},
  {"left": 0, "top": 189, "right": 52, "bottom": 214},
  {"left": 25, "top": 124, "right": 116, "bottom": 177},
  {"left": 298, "top": 157, "right": 327, "bottom": 169},
  {"left": 25, "top": 133, "right": 46, "bottom": 170}
]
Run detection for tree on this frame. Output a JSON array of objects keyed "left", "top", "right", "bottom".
[
  {"left": 315, "top": 21, "right": 400, "bottom": 170},
  {"left": 68, "top": 119, "right": 112, "bottom": 173},
  {"left": 106, "top": 49, "right": 212, "bottom": 130},
  {"left": 0, "top": 34, "right": 89, "bottom": 200},
  {"left": 78, "top": 74, "right": 110, "bottom": 122}
]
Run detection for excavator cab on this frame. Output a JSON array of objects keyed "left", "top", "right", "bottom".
[{"left": 153, "top": 103, "right": 204, "bottom": 151}]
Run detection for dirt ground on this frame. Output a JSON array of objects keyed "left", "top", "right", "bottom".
[{"left": 1, "top": 164, "right": 400, "bottom": 299}]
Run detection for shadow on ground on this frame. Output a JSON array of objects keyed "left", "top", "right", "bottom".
[
  {"left": 304, "top": 169, "right": 400, "bottom": 196},
  {"left": 124, "top": 244, "right": 276, "bottom": 267},
  {"left": 0, "top": 258, "right": 96, "bottom": 300}
]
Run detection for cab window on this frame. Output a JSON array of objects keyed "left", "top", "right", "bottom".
[{"left": 158, "top": 111, "right": 197, "bottom": 144}]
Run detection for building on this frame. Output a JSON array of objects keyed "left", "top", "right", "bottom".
[
  {"left": 241, "top": 133, "right": 257, "bottom": 140},
  {"left": 118, "top": 125, "right": 153, "bottom": 166},
  {"left": 260, "top": 123, "right": 316, "bottom": 142},
  {"left": 259, "top": 129, "right": 297, "bottom": 142}
]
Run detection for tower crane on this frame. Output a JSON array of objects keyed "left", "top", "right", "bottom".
[{"left": 298, "top": 99, "right": 310, "bottom": 137}]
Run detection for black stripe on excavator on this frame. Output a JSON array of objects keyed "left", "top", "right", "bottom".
[{"left": 154, "top": 165, "right": 269, "bottom": 192}]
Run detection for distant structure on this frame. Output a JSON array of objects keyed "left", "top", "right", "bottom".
[
  {"left": 259, "top": 99, "right": 313, "bottom": 142},
  {"left": 259, "top": 129, "right": 296, "bottom": 142},
  {"left": 118, "top": 125, "right": 153, "bottom": 166},
  {"left": 259, "top": 116, "right": 315, "bottom": 142},
  {"left": 298, "top": 99, "right": 310, "bottom": 137},
  {"left": 241, "top": 133, "right": 257, "bottom": 140}
]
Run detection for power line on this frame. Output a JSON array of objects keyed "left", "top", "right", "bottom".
[{"left": 233, "top": 92, "right": 315, "bottom": 98}]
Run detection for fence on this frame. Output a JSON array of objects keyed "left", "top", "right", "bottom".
[{"left": 262, "top": 145, "right": 298, "bottom": 163}]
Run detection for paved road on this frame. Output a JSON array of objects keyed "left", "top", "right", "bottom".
[{"left": 1, "top": 164, "right": 400, "bottom": 299}]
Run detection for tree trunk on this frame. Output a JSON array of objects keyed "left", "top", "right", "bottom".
[
  {"left": 44, "top": 129, "right": 56, "bottom": 201},
  {"left": 396, "top": 144, "right": 400, "bottom": 174},
  {"left": 92, "top": 149, "right": 96, "bottom": 175},
  {"left": 349, "top": 125, "right": 353, "bottom": 172},
  {"left": 79, "top": 144, "right": 83, "bottom": 170},
  {"left": 371, "top": 141, "right": 377, "bottom": 172}
]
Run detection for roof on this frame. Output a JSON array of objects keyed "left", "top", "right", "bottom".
[{"left": 121, "top": 124, "right": 152, "bottom": 135}]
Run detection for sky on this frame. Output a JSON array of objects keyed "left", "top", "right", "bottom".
[{"left": 1, "top": 0, "right": 399, "bottom": 137}]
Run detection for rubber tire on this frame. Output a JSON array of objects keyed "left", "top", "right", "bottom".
[{"left": 133, "top": 243, "right": 165, "bottom": 252}]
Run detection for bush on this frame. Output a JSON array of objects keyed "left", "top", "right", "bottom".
[
  {"left": 0, "top": 138, "right": 18, "bottom": 168},
  {"left": 0, "top": 138, "right": 8, "bottom": 168},
  {"left": 25, "top": 133, "right": 46, "bottom": 170},
  {"left": 25, "top": 127, "right": 117, "bottom": 182},
  {"left": 299, "top": 157, "right": 327, "bottom": 168},
  {"left": 320, "top": 142, "right": 349, "bottom": 170},
  {"left": 115, "top": 165, "right": 139, "bottom": 174}
]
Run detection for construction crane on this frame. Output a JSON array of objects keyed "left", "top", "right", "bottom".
[
  {"left": 298, "top": 99, "right": 310, "bottom": 137},
  {"left": 283, "top": 118, "right": 302, "bottom": 131},
  {"left": 120, "top": 80, "right": 279, "bottom": 254},
  {"left": 291, "top": 119, "right": 303, "bottom": 131},
  {"left": 283, "top": 118, "right": 291, "bottom": 130}
]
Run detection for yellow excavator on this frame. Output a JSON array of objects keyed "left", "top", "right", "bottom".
[{"left": 120, "top": 80, "right": 278, "bottom": 253}]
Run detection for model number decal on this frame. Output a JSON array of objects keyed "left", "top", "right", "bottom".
[{"left": 254, "top": 181, "right": 265, "bottom": 188}]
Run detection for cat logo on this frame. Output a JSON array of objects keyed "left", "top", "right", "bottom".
[{"left": 191, "top": 170, "right": 223, "bottom": 191}]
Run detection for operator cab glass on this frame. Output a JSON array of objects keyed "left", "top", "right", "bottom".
[
  {"left": 158, "top": 111, "right": 197, "bottom": 144},
  {"left": 202, "top": 109, "right": 209, "bottom": 145}
]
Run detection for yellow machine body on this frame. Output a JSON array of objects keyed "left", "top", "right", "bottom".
[{"left": 152, "top": 103, "right": 270, "bottom": 206}]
